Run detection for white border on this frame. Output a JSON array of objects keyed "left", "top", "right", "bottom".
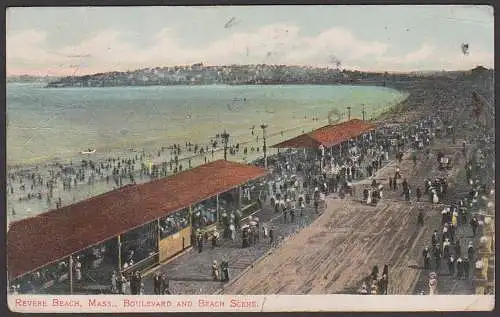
[{"left": 8, "top": 295, "right": 495, "bottom": 313}]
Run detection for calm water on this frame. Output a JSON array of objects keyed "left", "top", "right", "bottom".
[{"left": 7, "top": 83, "right": 407, "bottom": 166}]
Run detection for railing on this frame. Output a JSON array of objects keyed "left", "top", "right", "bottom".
[{"left": 122, "top": 253, "right": 159, "bottom": 275}]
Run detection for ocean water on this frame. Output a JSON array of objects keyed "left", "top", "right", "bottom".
[{"left": 7, "top": 83, "right": 407, "bottom": 166}]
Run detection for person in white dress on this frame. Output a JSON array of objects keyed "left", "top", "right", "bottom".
[
  {"left": 121, "top": 274, "right": 127, "bottom": 295},
  {"left": 74, "top": 258, "right": 82, "bottom": 281},
  {"left": 428, "top": 272, "right": 438, "bottom": 295},
  {"left": 111, "top": 271, "right": 118, "bottom": 293}
]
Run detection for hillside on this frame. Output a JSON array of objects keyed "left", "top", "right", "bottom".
[{"left": 45, "top": 64, "right": 420, "bottom": 88}]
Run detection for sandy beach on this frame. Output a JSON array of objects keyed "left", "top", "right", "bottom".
[
  {"left": 6, "top": 113, "right": 362, "bottom": 223},
  {"left": 7, "top": 81, "right": 412, "bottom": 224}
]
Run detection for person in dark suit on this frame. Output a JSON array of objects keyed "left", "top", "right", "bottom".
[{"left": 153, "top": 272, "right": 162, "bottom": 295}]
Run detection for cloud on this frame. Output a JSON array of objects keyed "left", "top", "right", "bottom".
[
  {"left": 435, "top": 49, "right": 494, "bottom": 70},
  {"left": 370, "top": 42, "right": 493, "bottom": 72},
  {"left": 403, "top": 44, "right": 435, "bottom": 62},
  {"left": 6, "top": 24, "right": 494, "bottom": 76},
  {"left": 7, "top": 29, "right": 58, "bottom": 64}
]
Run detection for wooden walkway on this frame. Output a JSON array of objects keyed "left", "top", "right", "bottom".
[{"left": 222, "top": 138, "right": 477, "bottom": 295}]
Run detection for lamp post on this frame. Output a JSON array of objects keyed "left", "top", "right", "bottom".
[
  {"left": 260, "top": 124, "right": 268, "bottom": 168},
  {"left": 347, "top": 106, "right": 351, "bottom": 121},
  {"left": 221, "top": 130, "right": 230, "bottom": 161}
]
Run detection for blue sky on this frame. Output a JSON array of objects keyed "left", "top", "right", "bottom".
[{"left": 6, "top": 5, "right": 494, "bottom": 76}]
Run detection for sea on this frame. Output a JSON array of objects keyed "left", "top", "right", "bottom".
[{"left": 7, "top": 83, "right": 408, "bottom": 167}]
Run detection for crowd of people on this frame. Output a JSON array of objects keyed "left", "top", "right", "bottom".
[
  {"left": 360, "top": 265, "right": 390, "bottom": 295},
  {"left": 110, "top": 270, "right": 145, "bottom": 295},
  {"left": 7, "top": 128, "right": 273, "bottom": 221},
  {"left": 355, "top": 69, "right": 495, "bottom": 295},
  {"left": 9, "top": 68, "right": 494, "bottom": 296},
  {"left": 421, "top": 150, "right": 494, "bottom": 294}
]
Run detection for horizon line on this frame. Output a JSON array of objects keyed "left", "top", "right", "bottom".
[{"left": 6, "top": 64, "right": 492, "bottom": 78}]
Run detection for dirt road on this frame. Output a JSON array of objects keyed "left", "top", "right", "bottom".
[{"left": 222, "top": 138, "right": 470, "bottom": 295}]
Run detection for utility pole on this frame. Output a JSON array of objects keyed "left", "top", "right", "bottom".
[
  {"left": 260, "top": 124, "right": 268, "bottom": 168},
  {"left": 362, "top": 104, "right": 366, "bottom": 121},
  {"left": 347, "top": 106, "right": 351, "bottom": 121},
  {"left": 222, "top": 130, "right": 230, "bottom": 161}
]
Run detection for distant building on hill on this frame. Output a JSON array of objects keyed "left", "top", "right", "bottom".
[{"left": 471, "top": 65, "right": 489, "bottom": 74}]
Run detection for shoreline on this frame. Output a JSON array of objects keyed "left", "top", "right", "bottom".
[
  {"left": 6, "top": 85, "right": 408, "bottom": 170},
  {"left": 43, "top": 81, "right": 389, "bottom": 89},
  {"left": 6, "top": 84, "right": 410, "bottom": 222}
]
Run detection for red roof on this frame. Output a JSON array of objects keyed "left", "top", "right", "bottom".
[
  {"left": 7, "top": 160, "right": 267, "bottom": 280},
  {"left": 272, "top": 119, "right": 376, "bottom": 149}
]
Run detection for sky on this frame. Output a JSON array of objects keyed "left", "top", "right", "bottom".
[{"left": 6, "top": 5, "right": 494, "bottom": 76}]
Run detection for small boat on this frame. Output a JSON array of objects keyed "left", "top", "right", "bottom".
[{"left": 81, "top": 148, "right": 96, "bottom": 155}]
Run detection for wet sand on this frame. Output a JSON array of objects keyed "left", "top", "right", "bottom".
[{"left": 6, "top": 117, "right": 338, "bottom": 223}]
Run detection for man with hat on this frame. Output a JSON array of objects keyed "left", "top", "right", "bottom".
[
  {"left": 467, "top": 242, "right": 475, "bottom": 262},
  {"left": 417, "top": 210, "right": 424, "bottom": 226},
  {"left": 463, "top": 257, "right": 470, "bottom": 279},
  {"left": 448, "top": 255, "right": 455, "bottom": 277},
  {"left": 431, "top": 230, "right": 439, "bottom": 249},
  {"left": 161, "top": 273, "right": 170, "bottom": 294},
  {"left": 433, "top": 245, "right": 442, "bottom": 271},
  {"left": 470, "top": 216, "right": 479, "bottom": 237},
  {"left": 456, "top": 257, "right": 464, "bottom": 280},
  {"left": 197, "top": 232, "right": 203, "bottom": 253},
  {"left": 220, "top": 259, "right": 229, "bottom": 282},
  {"left": 422, "top": 247, "right": 431, "bottom": 270},
  {"left": 153, "top": 272, "right": 162, "bottom": 295}
]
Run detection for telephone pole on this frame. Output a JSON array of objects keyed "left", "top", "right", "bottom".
[
  {"left": 260, "top": 124, "right": 268, "bottom": 168},
  {"left": 347, "top": 106, "right": 351, "bottom": 121}
]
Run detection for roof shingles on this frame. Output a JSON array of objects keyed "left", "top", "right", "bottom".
[
  {"left": 272, "top": 119, "right": 376, "bottom": 149},
  {"left": 8, "top": 160, "right": 266, "bottom": 280}
]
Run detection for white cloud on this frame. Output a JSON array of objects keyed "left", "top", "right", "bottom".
[
  {"left": 371, "top": 43, "right": 493, "bottom": 72},
  {"left": 7, "top": 29, "right": 58, "bottom": 64},
  {"left": 403, "top": 43, "right": 435, "bottom": 62},
  {"left": 6, "top": 24, "right": 494, "bottom": 76},
  {"left": 435, "top": 50, "right": 494, "bottom": 70}
]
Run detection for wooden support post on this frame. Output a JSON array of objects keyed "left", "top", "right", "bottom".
[
  {"left": 237, "top": 187, "right": 242, "bottom": 210},
  {"left": 69, "top": 255, "right": 73, "bottom": 295},
  {"left": 117, "top": 235, "right": 122, "bottom": 272},
  {"left": 216, "top": 194, "right": 220, "bottom": 223},
  {"left": 189, "top": 205, "right": 192, "bottom": 225},
  {"left": 157, "top": 218, "right": 161, "bottom": 253}
]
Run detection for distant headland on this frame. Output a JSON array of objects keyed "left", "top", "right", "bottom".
[{"left": 8, "top": 64, "right": 492, "bottom": 88}]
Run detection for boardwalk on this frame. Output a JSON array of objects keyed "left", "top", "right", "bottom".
[
  {"left": 142, "top": 200, "right": 323, "bottom": 294},
  {"left": 221, "top": 138, "right": 478, "bottom": 295}
]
